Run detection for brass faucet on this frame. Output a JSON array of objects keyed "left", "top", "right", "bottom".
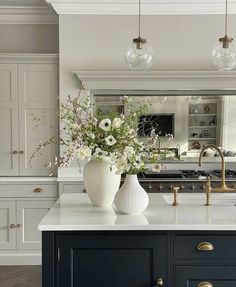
[{"left": 198, "top": 144, "right": 236, "bottom": 206}]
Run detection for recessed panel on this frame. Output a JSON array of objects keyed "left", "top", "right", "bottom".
[{"left": 0, "top": 71, "right": 11, "bottom": 101}]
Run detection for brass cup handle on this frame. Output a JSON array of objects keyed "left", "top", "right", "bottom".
[
  {"left": 33, "top": 187, "right": 44, "bottom": 193},
  {"left": 197, "top": 242, "right": 214, "bottom": 251},
  {"left": 10, "top": 224, "right": 16, "bottom": 228},
  {"left": 156, "top": 278, "right": 164, "bottom": 286},
  {"left": 197, "top": 282, "right": 213, "bottom": 287}
]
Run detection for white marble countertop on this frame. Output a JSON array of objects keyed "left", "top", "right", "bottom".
[
  {"left": 39, "top": 193, "right": 236, "bottom": 231},
  {"left": 0, "top": 177, "right": 57, "bottom": 182}
]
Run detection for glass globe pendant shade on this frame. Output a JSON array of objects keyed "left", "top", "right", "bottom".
[
  {"left": 211, "top": 37, "right": 236, "bottom": 71},
  {"left": 185, "top": 96, "right": 202, "bottom": 105},
  {"left": 125, "top": 37, "right": 154, "bottom": 71}
]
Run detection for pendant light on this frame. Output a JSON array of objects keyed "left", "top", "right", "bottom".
[
  {"left": 124, "top": 0, "right": 154, "bottom": 71},
  {"left": 185, "top": 96, "right": 202, "bottom": 105},
  {"left": 211, "top": 0, "right": 236, "bottom": 71}
]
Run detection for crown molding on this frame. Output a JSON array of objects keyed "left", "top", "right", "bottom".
[
  {"left": 0, "top": 6, "right": 58, "bottom": 24},
  {"left": 0, "top": 53, "right": 59, "bottom": 63},
  {"left": 46, "top": 0, "right": 236, "bottom": 15},
  {"left": 73, "top": 70, "right": 236, "bottom": 90}
]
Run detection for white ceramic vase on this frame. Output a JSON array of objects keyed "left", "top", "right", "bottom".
[
  {"left": 114, "top": 174, "right": 149, "bottom": 214},
  {"left": 83, "top": 158, "right": 121, "bottom": 207}
]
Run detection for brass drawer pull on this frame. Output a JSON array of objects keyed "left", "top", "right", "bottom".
[
  {"left": 156, "top": 278, "right": 164, "bottom": 286},
  {"left": 10, "top": 224, "right": 16, "bottom": 228},
  {"left": 197, "top": 282, "right": 213, "bottom": 287},
  {"left": 197, "top": 242, "right": 214, "bottom": 251},
  {"left": 33, "top": 187, "right": 44, "bottom": 193}
]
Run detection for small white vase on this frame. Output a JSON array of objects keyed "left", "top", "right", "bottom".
[
  {"left": 114, "top": 174, "right": 149, "bottom": 214},
  {"left": 83, "top": 158, "right": 121, "bottom": 207}
]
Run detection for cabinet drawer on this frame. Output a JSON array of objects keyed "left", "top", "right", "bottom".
[
  {"left": 175, "top": 266, "right": 236, "bottom": 287},
  {"left": 175, "top": 235, "right": 236, "bottom": 259},
  {"left": 0, "top": 184, "right": 57, "bottom": 198}
]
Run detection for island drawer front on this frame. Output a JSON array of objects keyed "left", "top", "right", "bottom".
[
  {"left": 0, "top": 184, "right": 58, "bottom": 198},
  {"left": 175, "top": 265, "right": 236, "bottom": 287},
  {"left": 175, "top": 235, "right": 236, "bottom": 259}
]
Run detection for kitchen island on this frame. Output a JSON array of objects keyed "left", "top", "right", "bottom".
[{"left": 39, "top": 193, "right": 236, "bottom": 287}]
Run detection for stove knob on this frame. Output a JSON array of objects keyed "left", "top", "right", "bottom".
[
  {"left": 230, "top": 184, "right": 236, "bottom": 189},
  {"left": 147, "top": 183, "right": 153, "bottom": 191},
  {"left": 190, "top": 183, "right": 196, "bottom": 191},
  {"left": 169, "top": 184, "right": 174, "bottom": 191},
  {"left": 159, "top": 184, "right": 163, "bottom": 191},
  {"left": 201, "top": 184, "right": 206, "bottom": 190},
  {"left": 180, "top": 184, "right": 185, "bottom": 191}
]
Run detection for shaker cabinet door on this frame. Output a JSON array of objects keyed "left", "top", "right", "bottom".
[
  {"left": 0, "top": 64, "right": 19, "bottom": 176},
  {"left": 57, "top": 233, "right": 167, "bottom": 287},
  {"left": 0, "top": 201, "right": 16, "bottom": 250},
  {"left": 18, "top": 64, "right": 58, "bottom": 176},
  {"left": 16, "top": 200, "right": 55, "bottom": 250},
  {"left": 175, "top": 266, "right": 236, "bottom": 287}
]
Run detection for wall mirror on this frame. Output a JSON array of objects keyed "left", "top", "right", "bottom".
[{"left": 92, "top": 90, "right": 236, "bottom": 165}]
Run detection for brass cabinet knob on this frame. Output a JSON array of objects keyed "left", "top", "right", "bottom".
[
  {"left": 10, "top": 224, "right": 16, "bottom": 228},
  {"left": 156, "top": 278, "right": 164, "bottom": 286},
  {"left": 197, "top": 282, "right": 213, "bottom": 287},
  {"left": 33, "top": 187, "right": 44, "bottom": 193},
  {"left": 12, "top": 151, "right": 18, "bottom": 154},
  {"left": 197, "top": 242, "right": 214, "bottom": 251},
  {"left": 19, "top": 151, "right": 24, "bottom": 155},
  {"left": 17, "top": 224, "right": 22, "bottom": 228}
]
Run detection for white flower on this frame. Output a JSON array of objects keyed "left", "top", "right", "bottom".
[
  {"left": 105, "top": 135, "right": 117, "bottom": 146},
  {"left": 87, "top": 132, "right": 95, "bottom": 139},
  {"left": 80, "top": 96, "right": 90, "bottom": 108},
  {"left": 77, "top": 147, "right": 91, "bottom": 160},
  {"left": 166, "top": 134, "right": 174, "bottom": 141},
  {"left": 115, "top": 157, "right": 131, "bottom": 174},
  {"left": 123, "top": 146, "right": 135, "bottom": 157},
  {"left": 152, "top": 163, "right": 163, "bottom": 173},
  {"left": 93, "top": 148, "right": 108, "bottom": 158},
  {"left": 112, "top": 117, "right": 123, "bottom": 128},
  {"left": 99, "top": 118, "right": 111, "bottom": 131}
]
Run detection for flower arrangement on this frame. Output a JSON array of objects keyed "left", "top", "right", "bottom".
[{"left": 31, "top": 89, "right": 163, "bottom": 175}]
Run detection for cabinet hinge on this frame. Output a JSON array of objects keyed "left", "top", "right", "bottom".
[{"left": 57, "top": 248, "right": 60, "bottom": 261}]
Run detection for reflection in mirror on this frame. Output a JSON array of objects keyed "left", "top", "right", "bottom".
[{"left": 93, "top": 93, "right": 236, "bottom": 165}]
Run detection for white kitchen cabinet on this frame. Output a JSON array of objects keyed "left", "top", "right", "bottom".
[
  {"left": 58, "top": 182, "right": 85, "bottom": 196},
  {"left": 0, "top": 60, "right": 58, "bottom": 176},
  {"left": 0, "top": 181, "right": 57, "bottom": 265},
  {"left": 0, "top": 64, "right": 19, "bottom": 175},
  {"left": 16, "top": 200, "right": 55, "bottom": 250},
  {"left": 0, "top": 201, "right": 16, "bottom": 250}
]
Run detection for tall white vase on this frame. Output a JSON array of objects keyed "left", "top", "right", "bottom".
[
  {"left": 114, "top": 174, "right": 149, "bottom": 214},
  {"left": 83, "top": 158, "right": 121, "bottom": 207}
]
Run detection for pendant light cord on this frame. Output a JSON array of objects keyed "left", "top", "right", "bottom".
[
  {"left": 139, "top": 0, "right": 141, "bottom": 37},
  {"left": 225, "top": 0, "right": 228, "bottom": 36}
]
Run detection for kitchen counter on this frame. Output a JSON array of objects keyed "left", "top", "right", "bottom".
[{"left": 39, "top": 193, "right": 236, "bottom": 231}]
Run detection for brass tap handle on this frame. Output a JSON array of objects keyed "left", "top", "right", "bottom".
[
  {"left": 205, "top": 176, "right": 211, "bottom": 206},
  {"left": 33, "top": 187, "right": 44, "bottom": 193},
  {"left": 156, "top": 278, "right": 164, "bottom": 286},
  {"left": 197, "top": 242, "right": 214, "bottom": 251},
  {"left": 10, "top": 224, "right": 16, "bottom": 228},
  {"left": 172, "top": 187, "right": 180, "bottom": 206},
  {"left": 197, "top": 282, "right": 213, "bottom": 287}
]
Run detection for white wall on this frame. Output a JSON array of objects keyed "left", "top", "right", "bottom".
[
  {"left": 0, "top": 24, "right": 59, "bottom": 53},
  {"left": 59, "top": 14, "right": 236, "bottom": 97}
]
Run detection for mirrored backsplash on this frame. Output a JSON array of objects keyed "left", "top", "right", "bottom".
[{"left": 93, "top": 92, "right": 236, "bottom": 164}]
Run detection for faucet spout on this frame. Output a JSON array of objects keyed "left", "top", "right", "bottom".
[{"left": 198, "top": 144, "right": 226, "bottom": 188}]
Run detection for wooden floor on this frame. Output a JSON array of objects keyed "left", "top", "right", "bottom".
[{"left": 0, "top": 266, "right": 41, "bottom": 287}]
